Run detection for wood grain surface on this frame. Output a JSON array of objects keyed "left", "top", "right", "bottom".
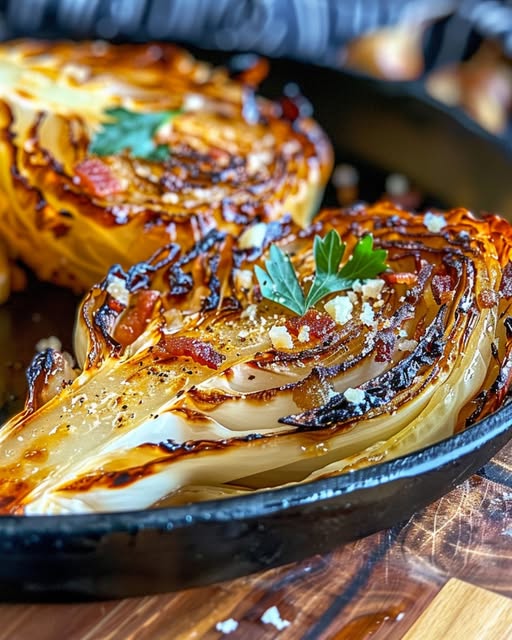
[
  {"left": 402, "top": 579, "right": 512, "bottom": 640},
  {"left": 0, "top": 439, "right": 511, "bottom": 640}
]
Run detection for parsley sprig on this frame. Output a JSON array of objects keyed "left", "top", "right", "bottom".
[
  {"left": 255, "top": 230, "right": 388, "bottom": 316},
  {"left": 89, "top": 107, "right": 182, "bottom": 161}
]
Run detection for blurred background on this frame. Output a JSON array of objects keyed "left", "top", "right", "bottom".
[{"left": 1, "top": 0, "right": 512, "bottom": 136}]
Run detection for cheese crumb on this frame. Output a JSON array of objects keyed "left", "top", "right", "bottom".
[
  {"left": 247, "top": 150, "right": 272, "bottom": 174},
  {"left": 162, "top": 192, "right": 179, "bottom": 204},
  {"left": 106, "top": 276, "right": 130, "bottom": 306},
  {"left": 398, "top": 338, "right": 418, "bottom": 352},
  {"left": 269, "top": 325, "right": 293, "bottom": 350},
  {"left": 239, "top": 222, "right": 267, "bottom": 249},
  {"left": 297, "top": 325, "right": 310, "bottom": 343},
  {"left": 424, "top": 212, "right": 446, "bottom": 233},
  {"left": 183, "top": 93, "right": 205, "bottom": 111},
  {"left": 360, "top": 302, "right": 376, "bottom": 328},
  {"left": 324, "top": 295, "right": 353, "bottom": 325},
  {"left": 241, "top": 304, "right": 258, "bottom": 322},
  {"left": 234, "top": 269, "right": 253, "bottom": 292},
  {"left": 361, "top": 278, "right": 385, "bottom": 300},
  {"left": 61, "top": 63, "right": 89, "bottom": 83},
  {"left": 347, "top": 290, "right": 358, "bottom": 304},
  {"left": 215, "top": 618, "right": 239, "bottom": 634},
  {"left": 344, "top": 387, "right": 366, "bottom": 404},
  {"left": 261, "top": 606, "right": 291, "bottom": 631}
]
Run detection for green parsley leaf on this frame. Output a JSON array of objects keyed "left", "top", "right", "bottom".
[
  {"left": 89, "top": 107, "right": 181, "bottom": 161},
  {"left": 255, "top": 229, "right": 388, "bottom": 316},
  {"left": 254, "top": 245, "right": 306, "bottom": 316}
]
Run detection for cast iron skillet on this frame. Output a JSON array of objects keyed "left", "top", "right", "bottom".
[{"left": 1, "top": 59, "right": 512, "bottom": 601}]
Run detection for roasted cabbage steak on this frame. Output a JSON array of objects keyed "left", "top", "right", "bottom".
[
  {"left": 0, "top": 203, "right": 511, "bottom": 514},
  {"left": 0, "top": 40, "right": 331, "bottom": 294}
]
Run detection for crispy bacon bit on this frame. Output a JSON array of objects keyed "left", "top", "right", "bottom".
[
  {"left": 114, "top": 290, "right": 160, "bottom": 347},
  {"left": 431, "top": 273, "right": 454, "bottom": 304},
  {"left": 382, "top": 272, "right": 417, "bottom": 286},
  {"left": 478, "top": 289, "right": 498, "bottom": 309},
  {"left": 108, "top": 297, "right": 126, "bottom": 314},
  {"left": 155, "top": 336, "right": 225, "bottom": 369},
  {"left": 74, "top": 158, "right": 122, "bottom": 198},
  {"left": 500, "top": 262, "right": 512, "bottom": 298},
  {"left": 375, "top": 329, "right": 396, "bottom": 363},
  {"left": 285, "top": 309, "right": 336, "bottom": 340}
]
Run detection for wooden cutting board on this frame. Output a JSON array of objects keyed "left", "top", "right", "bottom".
[{"left": 403, "top": 579, "right": 512, "bottom": 640}]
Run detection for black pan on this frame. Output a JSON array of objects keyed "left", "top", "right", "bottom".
[{"left": 1, "top": 59, "right": 512, "bottom": 601}]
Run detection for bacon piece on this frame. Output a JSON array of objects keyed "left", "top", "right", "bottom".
[
  {"left": 114, "top": 291, "right": 160, "bottom": 347},
  {"left": 478, "top": 289, "right": 498, "bottom": 309},
  {"left": 431, "top": 273, "right": 454, "bottom": 304},
  {"left": 74, "top": 158, "right": 122, "bottom": 198},
  {"left": 155, "top": 336, "right": 225, "bottom": 370},
  {"left": 500, "top": 262, "right": 512, "bottom": 298},
  {"left": 285, "top": 309, "right": 336, "bottom": 340},
  {"left": 382, "top": 272, "right": 417, "bottom": 286},
  {"left": 374, "top": 328, "right": 396, "bottom": 363}
]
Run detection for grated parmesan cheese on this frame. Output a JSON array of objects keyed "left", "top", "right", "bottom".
[
  {"left": 324, "top": 295, "right": 353, "bottom": 325},
  {"left": 398, "top": 338, "right": 418, "bottom": 352},
  {"left": 61, "top": 63, "right": 89, "bottom": 83},
  {"left": 297, "top": 325, "right": 310, "bottom": 343},
  {"left": 361, "top": 278, "right": 385, "bottom": 300},
  {"left": 247, "top": 150, "right": 272, "bottom": 174},
  {"left": 215, "top": 618, "right": 239, "bottom": 634},
  {"left": 239, "top": 222, "right": 267, "bottom": 249},
  {"left": 347, "top": 290, "right": 358, "bottom": 304},
  {"left": 234, "top": 269, "right": 253, "bottom": 292},
  {"left": 424, "top": 212, "right": 446, "bottom": 233},
  {"left": 106, "top": 276, "right": 130, "bottom": 306},
  {"left": 182, "top": 93, "right": 205, "bottom": 112},
  {"left": 344, "top": 387, "right": 366, "bottom": 404},
  {"left": 360, "top": 302, "right": 376, "bottom": 328},
  {"left": 161, "top": 192, "right": 179, "bottom": 204},
  {"left": 261, "top": 606, "right": 291, "bottom": 631},
  {"left": 241, "top": 304, "right": 258, "bottom": 322},
  {"left": 269, "top": 325, "right": 293, "bottom": 350}
]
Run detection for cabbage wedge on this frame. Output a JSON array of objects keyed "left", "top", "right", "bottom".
[
  {"left": 0, "top": 203, "right": 512, "bottom": 514},
  {"left": 0, "top": 40, "right": 331, "bottom": 293}
]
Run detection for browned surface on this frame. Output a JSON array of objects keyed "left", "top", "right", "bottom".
[{"left": 0, "top": 439, "right": 511, "bottom": 640}]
